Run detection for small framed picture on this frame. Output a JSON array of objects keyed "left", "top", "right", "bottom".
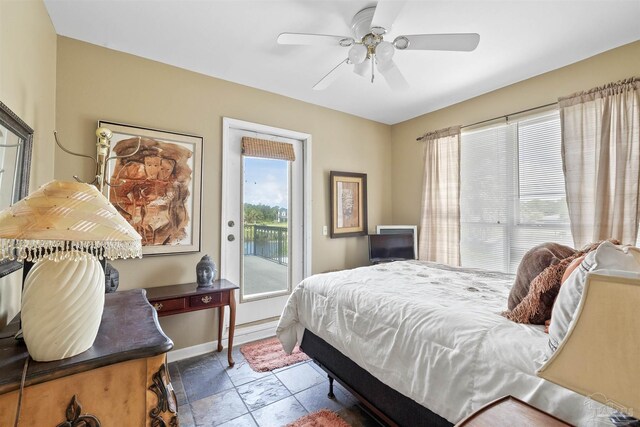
[
  {"left": 330, "top": 171, "right": 368, "bottom": 238},
  {"left": 100, "top": 121, "right": 203, "bottom": 255}
]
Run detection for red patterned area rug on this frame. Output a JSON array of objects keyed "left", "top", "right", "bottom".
[
  {"left": 240, "top": 336, "right": 309, "bottom": 372},
  {"left": 286, "top": 409, "right": 350, "bottom": 427}
]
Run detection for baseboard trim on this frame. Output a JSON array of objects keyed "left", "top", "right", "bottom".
[{"left": 167, "top": 319, "right": 278, "bottom": 363}]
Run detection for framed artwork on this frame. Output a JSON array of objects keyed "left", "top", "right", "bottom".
[
  {"left": 0, "top": 101, "right": 33, "bottom": 277},
  {"left": 101, "top": 121, "right": 202, "bottom": 255},
  {"left": 330, "top": 171, "right": 367, "bottom": 238}
]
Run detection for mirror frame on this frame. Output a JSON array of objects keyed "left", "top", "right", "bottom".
[{"left": 0, "top": 101, "right": 33, "bottom": 278}]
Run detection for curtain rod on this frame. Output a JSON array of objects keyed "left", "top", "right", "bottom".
[{"left": 416, "top": 101, "right": 558, "bottom": 141}]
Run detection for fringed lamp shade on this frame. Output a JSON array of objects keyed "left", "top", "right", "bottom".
[
  {"left": 0, "top": 180, "right": 141, "bottom": 361},
  {"left": 0, "top": 180, "right": 141, "bottom": 262}
]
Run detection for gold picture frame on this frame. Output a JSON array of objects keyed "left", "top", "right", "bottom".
[{"left": 330, "top": 171, "right": 368, "bottom": 238}]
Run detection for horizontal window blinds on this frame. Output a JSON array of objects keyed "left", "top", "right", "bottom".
[
  {"left": 518, "top": 115, "right": 565, "bottom": 199},
  {"left": 461, "top": 125, "right": 515, "bottom": 224},
  {"left": 460, "top": 111, "right": 573, "bottom": 273},
  {"left": 460, "top": 124, "right": 516, "bottom": 272},
  {"left": 241, "top": 137, "right": 295, "bottom": 161}
]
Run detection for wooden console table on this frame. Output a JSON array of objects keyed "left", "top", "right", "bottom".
[
  {"left": 145, "top": 279, "right": 239, "bottom": 367},
  {"left": 0, "top": 289, "right": 175, "bottom": 426}
]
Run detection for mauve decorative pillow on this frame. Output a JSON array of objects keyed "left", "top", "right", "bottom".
[
  {"left": 508, "top": 242, "right": 576, "bottom": 310},
  {"left": 561, "top": 255, "right": 585, "bottom": 284}
]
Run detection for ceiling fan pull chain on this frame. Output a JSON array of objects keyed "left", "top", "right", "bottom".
[{"left": 371, "top": 57, "right": 375, "bottom": 83}]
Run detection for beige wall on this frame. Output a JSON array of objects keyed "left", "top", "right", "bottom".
[
  {"left": 390, "top": 40, "right": 640, "bottom": 227},
  {"left": 0, "top": 0, "right": 57, "bottom": 327},
  {"left": 55, "top": 37, "right": 392, "bottom": 349}
]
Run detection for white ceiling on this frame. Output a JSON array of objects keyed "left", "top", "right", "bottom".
[{"left": 43, "top": 0, "right": 640, "bottom": 125}]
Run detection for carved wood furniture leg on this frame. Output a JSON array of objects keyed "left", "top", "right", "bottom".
[
  {"left": 227, "top": 290, "right": 236, "bottom": 367},
  {"left": 147, "top": 355, "right": 178, "bottom": 427},
  {"left": 217, "top": 305, "right": 224, "bottom": 353},
  {"left": 328, "top": 375, "right": 336, "bottom": 399}
]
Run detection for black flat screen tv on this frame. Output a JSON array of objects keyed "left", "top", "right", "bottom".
[{"left": 368, "top": 234, "right": 415, "bottom": 263}]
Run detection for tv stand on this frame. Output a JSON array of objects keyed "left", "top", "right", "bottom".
[{"left": 370, "top": 257, "right": 409, "bottom": 265}]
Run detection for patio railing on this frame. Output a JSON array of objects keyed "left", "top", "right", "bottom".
[{"left": 244, "top": 224, "right": 288, "bottom": 265}]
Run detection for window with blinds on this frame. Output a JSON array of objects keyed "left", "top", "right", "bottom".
[{"left": 460, "top": 111, "right": 573, "bottom": 273}]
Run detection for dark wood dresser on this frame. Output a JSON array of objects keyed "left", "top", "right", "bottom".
[{"left": 0, "top": 289, "right": 175, "bottom": 426}]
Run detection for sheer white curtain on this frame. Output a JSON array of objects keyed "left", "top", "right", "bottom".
[
  {"left": 418, "top": 126, "right": 461, "bottom": 265},
  {"left": 560, "top": 77, "right": 640, "bottom": 247}
]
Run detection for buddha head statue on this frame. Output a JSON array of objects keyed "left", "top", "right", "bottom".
[{"left": 196, "top": 254, "right": 217, "bottom": 287}]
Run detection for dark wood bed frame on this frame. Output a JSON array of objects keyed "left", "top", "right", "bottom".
[{"left": 300, "top": 330, "right": 453, "bottom": 427}]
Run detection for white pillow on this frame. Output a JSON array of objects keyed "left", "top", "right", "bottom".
[{"left": 547, "top": 242, "right": 640, "bottom": 356}]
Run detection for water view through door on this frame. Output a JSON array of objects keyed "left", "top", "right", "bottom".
[{"left": 243, "top": 156, "right": 289, "bottom": 299}]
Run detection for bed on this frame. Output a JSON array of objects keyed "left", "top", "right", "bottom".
[{"left": 276, "top": 260, "right": 606, "bottom": 426}]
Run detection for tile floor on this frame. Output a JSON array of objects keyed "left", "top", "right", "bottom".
[{"left": 169, "top": 347, "right": 382, "bottom": 427}]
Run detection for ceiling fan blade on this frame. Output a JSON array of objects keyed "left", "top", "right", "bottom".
[
  {"left": 353, "top": 59, "right": 369, "bottom": 77},
  {"left": 277, "top": 32, "right": 354, "bottom": 47},
  {"left": 313, "top": 59, "right": 350, "bottom": 90},
  {"left": 370, "top": 0, "right": 406, "bottom": 33},
  {"left": 396, "top": 33, "right": 480, "bottom": 51},
  {"left": 376, "top": 60, "right": 409, "bottom": 91}
]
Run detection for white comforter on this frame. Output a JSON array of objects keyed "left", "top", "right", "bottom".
[{"left": 276, "top": 260, "right": 607, "bottom": 426}]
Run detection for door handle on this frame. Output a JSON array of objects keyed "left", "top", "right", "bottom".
[{"left": 227, "top": 234, "right": 235, "bottom": 242}]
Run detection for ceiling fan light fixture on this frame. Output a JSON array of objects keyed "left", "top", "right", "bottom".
[
  {"left": 376, "top": 41, "right": 395, "bottom": 63},
  {"left": 348, "top": 44, "right": 368, "bottom": 65}
]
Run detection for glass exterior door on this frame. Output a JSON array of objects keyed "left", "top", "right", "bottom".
[{"left": 242, "top": 156, "right": 290, "bottom": 300}]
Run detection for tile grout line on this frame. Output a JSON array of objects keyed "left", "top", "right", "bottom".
[
  {"left": 239, "top": 367, "right": 308, "bottom": 426},
  {"left": 291, "top": 394, "right": 310, "bottom": 420},
  {"left": 225, "top": 345, "right": 252, "bottom": 425},
  {"left": 173, "top": 362, "right": 196, "bottom": 426},
  {"left": 223, "top": 356, "right": 257, "bottom": 427},
  {"left": 225, "top": 357, "right": 296, "bottom": 426},
  {"left": 247, "top": 407, "right": 260, "bottom": 427}
]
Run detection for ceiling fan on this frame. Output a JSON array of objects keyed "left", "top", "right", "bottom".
[{"left": 277, "top": 1, "right": 480, "bottom": 91}]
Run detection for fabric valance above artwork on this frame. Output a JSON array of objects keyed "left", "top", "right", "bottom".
[{"left": 241, "top": 137, "right": 295, "bottom": 162}]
